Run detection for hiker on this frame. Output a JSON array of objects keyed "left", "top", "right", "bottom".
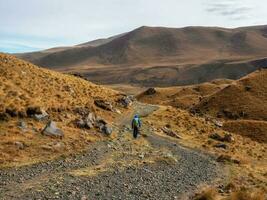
[{"left": 132, "top": 114, "right": 141, "bottom": 138}]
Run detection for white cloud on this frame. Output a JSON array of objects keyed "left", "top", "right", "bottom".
[{"left": 0, "top": 0, "right": 266, "bottom": 53}]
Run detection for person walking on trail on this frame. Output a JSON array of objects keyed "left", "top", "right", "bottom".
[{"left": 132, "top": 114, "right": 141, "bottom": 138}]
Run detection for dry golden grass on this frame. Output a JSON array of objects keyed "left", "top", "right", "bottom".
[
  {"left": 137, "top": 80, "right": 232, "bottom": 109},
  {"left": 194, "top": 69, "right": 267, "bottom": 121},
  {"left": 193, "top": 188, "right": 219, "bottom": 200},
  {"left": 144, "top": 106, "right": 267, "bottom": 196},
  {"left": 0, "top": 53, "right": 127, "bottom": 167},
  {"left": 194, "top": 187, "right": 265, "bottom": 200},
  {"left": 223, "top": 120, "right": 267, "bottom": 143}
]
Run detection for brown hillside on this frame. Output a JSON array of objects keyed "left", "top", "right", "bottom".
[
  {"left": 193, "top": 69, "right": 267, "bottom": 121},
  {"left": 137, "top": 79, "right": 233, "bottom": 109},
  {"left": 0, "top": 53, "right": 125, "bottom": 167},
  {"left": 17, "top": 25, "right": 267, "bottom": 86}
]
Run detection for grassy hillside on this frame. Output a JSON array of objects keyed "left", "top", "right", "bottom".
[
  {"left": 193, "top": 69, "right": 267, "bottom": 121},
  {"left": 0, "top": 53, "right": 125, "bottom": 167}
]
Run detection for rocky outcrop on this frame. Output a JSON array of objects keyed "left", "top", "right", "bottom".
[
  {"left": 94, "top": 99, "right": 113, "bottom": 111},
  {"left": 144, "top": 88, "right": 156, "bottom": 95},
  {"left": 118, "top": 96, "right": 133, "bottom": 108},
  {"left": 42, "top": 121, "right": 64, "bottom": 138}
]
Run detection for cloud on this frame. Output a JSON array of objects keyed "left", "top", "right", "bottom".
[{"left": 205, "top": 0, "right": 253, "bottom": 20}]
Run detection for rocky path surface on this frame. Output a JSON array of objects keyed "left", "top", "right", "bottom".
[{"left": 0, "top": 103, "right": 225, "bottom": 200}]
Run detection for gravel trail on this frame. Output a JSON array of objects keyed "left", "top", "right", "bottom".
[{"left": 0, "top": 103, "right": 226, "bottom": 200}]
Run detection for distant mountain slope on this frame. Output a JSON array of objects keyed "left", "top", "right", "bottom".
[
  {"left": 192, "top": 69, "right": 267, "bottom": 121},
  {"left": 16, "top": 25, "right": 267, "bottom": 86}
]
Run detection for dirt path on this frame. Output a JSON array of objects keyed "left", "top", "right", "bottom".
[{"left": 0, "top": 102, "right": 226, "bottom": 200}]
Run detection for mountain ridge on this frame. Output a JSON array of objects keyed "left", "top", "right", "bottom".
[{"left": 16, "top": 25, "right": 267, "bottom": 86}]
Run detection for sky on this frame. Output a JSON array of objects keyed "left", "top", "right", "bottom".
[{"left": 0, "top": 0, "right": 267, "bottom": 53}]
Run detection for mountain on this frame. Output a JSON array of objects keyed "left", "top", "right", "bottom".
[{"left": 16, "top": 25, "right": 267, "bottom": 86}]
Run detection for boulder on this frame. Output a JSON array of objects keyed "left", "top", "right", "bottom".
[
  {"left": 162, "top": 127, "right": 182, "bottom": 139},
  {"left": 18, "top": 120, "right": 27, "bottom": 130},
  {"left": 73, "top": 107, "right": 90, "bottom": 117},
  {"left": 223, "top": 133, "right": 234, "bottom": 143},
  {"left": 101, "top": 124, "right": 113, "bottom": 135},
  {"left": 209, "top": 133, "right": 224, "bottom": 141},
  {"left": 74, "top": 118, "right": 86, "bottom": 128},
  {"left": 18, "top": 110, "right": 27, "bottom": 118},
  {"left": 217, "top": 155, "right": 240, "bottom": 164},
  {"left": 74, "top": 112, "right": 96, "bottom": 129},
  {"left": 26, "top": 106, "right": 42, "bottom": 117},
  {"left": 15, "top": 141, "right": 25, "bottom": 150},
  {"left": 213, "top": 143, "right": 228, "bottom": 149},
  {"left": 118, "top": 96, "right": 132, "bottom": 108},
  {"left": 94, "top": 99, "right": 113, "bottom": 111},
  {"left": 42, "top": 121, "right": 64, "bottom": 138},
  {"left": 0, "top": 112, "right": 9, "bottom": 121},
  {"left": 214, "top": 120, "right": 223, "bottom": 127},
  {"left": 34, "top": 109, "right": 49, "bottom": 121},
  {"left": 209, "top": 133, "right": 234, "bottom": 143},
  {"left": 5, "top": 108, "right": 17, "bottom": 117},
  {"left": 144, "top": 88, "right": 156, "bottom": 95}
]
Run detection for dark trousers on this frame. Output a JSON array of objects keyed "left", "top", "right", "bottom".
[{"left": 133, "top": 126, "right": 139, "bottom": 138}]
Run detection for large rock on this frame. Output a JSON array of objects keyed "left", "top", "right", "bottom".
[
  {"left": 74, "top": 112, "right": 96, "bottom": 129},
  {"left": 101, "top": 124, "right": 113, "bottom": 135},
  {"left": 73, "top": 107, "right": 90, "bottom": 117},
  {"left": 26, "top": 106, "right": 42, "bottom": 117},
  {"left": 161, "top": 127, "right": 182, "bottom": 139},
  {"left": 18, "top": 120, "right": 27, "bottom": 130},
  {"left": 42, "top": 121, "right": 64, "bottom": 138},
  {"left": 144, "top": 88, "right": 156, "bottom": 95},
  {"left": 34, "top": 109, "right": 49, "bottom": 121},
  {"left": 5, "top": 108, "right": 17, "bottom": 117},
  {"left": 94, "top": 99, "right": 113, "bottom": 111},
  {"left": 118, "top": 96, "right": 132, "bottom": 108},
  {"left": 0, "top": 112, "right": 9, "bottom": 121}
]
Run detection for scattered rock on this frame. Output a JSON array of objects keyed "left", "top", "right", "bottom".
[
  {"left": 63, "top": 85, "right": 74, "bottom": 93},
  {"left": 213, "top": 143, "right": 228, "bottom": 149},
  {"left": 165, "top": 124, "right": 171, "bottom": 128},
  {"left": 94, "top": 99, "right": 113, "bottom": 111},
  {"left": 223, "top": 133, "right": 234, "bottom": 143},
  {"left": 74, "top": 112, "right": 96, "bottom": 129},
  {"left": 34, "top": 109, "right": 49, "bottom": 121},
  {"left": 73, "top": 107, "right": 90, "bottom": 117},
  {"left": 53, "top": 142, "right": 65, "bottom": 151},
  {"left": 209, "top": 133, "right": 234, "bottom": 143},
  {"left": 118, "top": 96, "right": 132, "bottom": 108},
  {"left": 18, "top": 120, "right": 27, "bottom": 130},
  {"left": 209, "top": 133, "right": 224, "bottom": 141},
  {"left": 222, "top": 109, "right": 239, "bottom": 119},
  {"left": 245, "top": 85, "right": 252, "bottom": 91},
  {"left": 18, "top": 110, "right": 27, "bottom": 118},
  {"left": 0, "top": 112, "right": 9, "bottom": 121},
  {"left": 101, "top": 124, "right": 113, "bottom": 135},
  {"left": 14, "top": 141, "right": 25, "bottom": 150},
  {"left": 5, "top": 108, "right": 17, "bottom": 117},
  {"left": 216, "top": 155, "right": 240, "bottom": 164},
  {"left": 144, "top": 88, "right": 156, "bottom": 95},
  {"left": 26, "top": 106, "right": 42, "bottom": 117},
  {"left": 114, "top": 109, "right": 122, "bottom": 114},
  {"left": 74, "top": 118, "right": 86, "bottom": 128},
  {"left": 162, "top": 127, "right": 182, "bottom": 139},
  {"left": 138, "top": 154, "right": 145, "bottom": 159},
  {"left": 42, "top": 121, "right": 64, "bottom": 138},
  {"left": 41, "top": 145, "right": 53, "bottom": 151},
  {"left": 214, "top": 120, "right": 223, "bottom": 127}
]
